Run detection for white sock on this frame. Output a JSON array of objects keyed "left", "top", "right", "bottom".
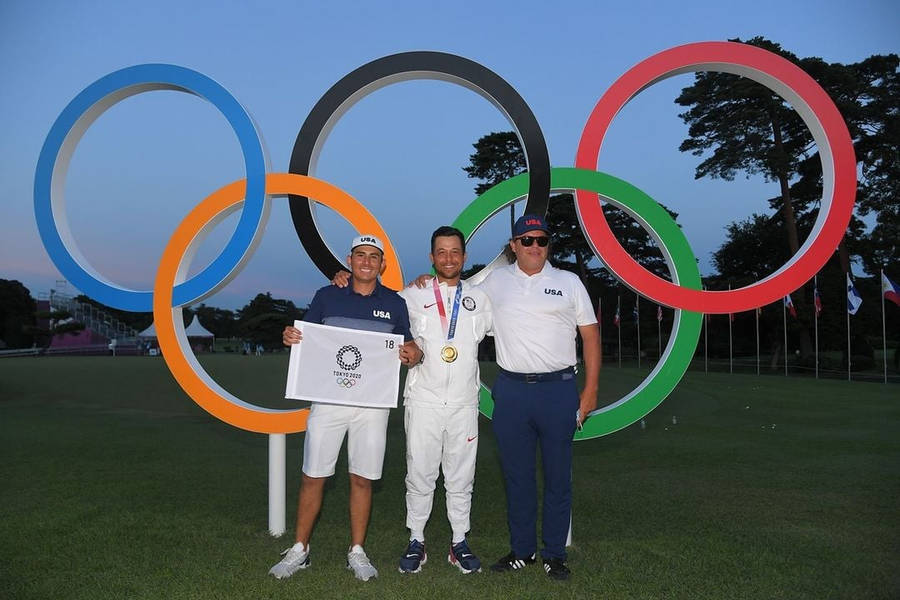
[
  {"left": 349, "top": 544, "right": 365, "bottom": 554},
  {"left": 410, "top": 531, "right": 425, "bottom": 542},
  {"left": 292, "top": 541, "right": 307, "bottom": 553},
  {"left": 451, "top": 532, "right": 466, "bottom": 544}
]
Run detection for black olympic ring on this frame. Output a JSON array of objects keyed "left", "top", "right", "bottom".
[
  {"left": 336, "top": 377, "right": 356, "bottom": 388},
  {"left": 288, "top": 51, "right": 551, "bottom": 279},
  {"left": 335, "top": 345, "right": 363, "bottom": 371}
]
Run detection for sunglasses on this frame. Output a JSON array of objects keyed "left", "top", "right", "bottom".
[{"left": 515, "top": 235, "right": 550, "bottom": 247}]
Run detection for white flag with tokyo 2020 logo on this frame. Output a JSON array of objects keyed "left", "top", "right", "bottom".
[{"left": 285, "top": 321, "right": 403, "bottom": 408}]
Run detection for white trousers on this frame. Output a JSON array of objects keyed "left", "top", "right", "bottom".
[{"left": 404, "top": 404, "right": 479, "bottom": 537}]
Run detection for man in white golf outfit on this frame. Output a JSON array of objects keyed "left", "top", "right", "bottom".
[
  {"left": 397, "top": 226, "right": 492, "bottom": 574},
  {"left": 410, "top": 215, "right": 599, "bottom": 580}
]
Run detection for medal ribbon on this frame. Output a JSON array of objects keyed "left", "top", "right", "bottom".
[{"left": 431, "top": 278, "right": 463, "bottom": 343}]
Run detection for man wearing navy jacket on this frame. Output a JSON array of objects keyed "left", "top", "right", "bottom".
[{"left": 272, "top": 234, "right": 420, "bottom": 582}]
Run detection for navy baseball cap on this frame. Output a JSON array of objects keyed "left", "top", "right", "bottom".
[{"left": 512, "top": 214, "right": 550, "bottom": 237}]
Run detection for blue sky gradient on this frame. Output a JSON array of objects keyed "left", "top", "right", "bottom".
[{"left": 2, "top": 0, "right": 897, "bottom": 309}]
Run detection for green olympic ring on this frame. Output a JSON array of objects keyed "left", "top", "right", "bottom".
[{"left": 452, "top": 167, "right": 703, "bottom": 440}]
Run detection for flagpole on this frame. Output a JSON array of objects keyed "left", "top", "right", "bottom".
[
  {"left": 596, "top": 297, "right": 602, "bottom": 372},
  {"left": 882, "top": 268, "right": 887, "bottom": 384},
  {"left": 728, "top": 283, "right": 733, "bottom": 374},
  {"left": 814, "top": 275, "right": 819, "bottom": 380},
  {"left": 657, "top": 306, "right": 662, "bottom": 359},
  {"left": 783, "top": 297, "right": 788, "bottom": 377},
  {"left": 617, "top": 295, "right": 622, "bottom": 369},
  {"left": 599, "top": 297, "right": 602, "bottom": 365},
  {"left": 755, "top": 306, "right": 760, "bottom": 376},
  {"left": 703, "top": 282, "right": 708, "bottom": 373},
  {"left": 636, "top": 295, "right": 641, "bottom": 369},
  {"left": 847, "top": 294, "right": 851, "bottom": 382}
]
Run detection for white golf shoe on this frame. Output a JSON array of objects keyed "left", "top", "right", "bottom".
[
  {"left": 347, "top": 545, "right": 378, "bottom": 581},
  {"left": 268, "top": 542, "right": 310, "bottom": 579}
]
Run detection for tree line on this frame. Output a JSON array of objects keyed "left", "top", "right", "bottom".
[
  {"left": 3, "top": 37, "right": 895, "bottom": 365},
  {"left": 0, "top": 281, "right": 304, "bottom": 351},
  {"left": 462, "top": 37, "right": 898, "bottom": 367}
]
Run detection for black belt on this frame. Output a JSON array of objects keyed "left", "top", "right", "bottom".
[{"left": 498, "top": 366, "right": 574, "bottom": 383}]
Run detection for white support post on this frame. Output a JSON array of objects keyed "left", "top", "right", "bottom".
[{"left": 268, "top": 433, "right": 286, "bottom": 536}]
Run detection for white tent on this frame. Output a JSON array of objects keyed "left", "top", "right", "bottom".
[
  {"left": 184, "top": 316, "right": 214, "bottom": 338},
  {"left": 138, "top": 318, "right": 214, "bottom": 338},
  {"left": 137, "top": 318, "right": 214, "bottom": 353}
]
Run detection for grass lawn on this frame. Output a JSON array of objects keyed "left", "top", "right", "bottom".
[{"left": 1, "top": 355, "right": 898, "bottom": 599}]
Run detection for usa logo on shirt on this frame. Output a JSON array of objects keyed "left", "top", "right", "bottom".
[
  {"left": 545, "top": 288, "right": 563, "bottom": 296},
  {"left": 373, "top": 310, "right": 391, "bottom": 319}
]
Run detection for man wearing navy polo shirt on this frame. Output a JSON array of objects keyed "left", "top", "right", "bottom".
[
  {"left": 483, "top": 214, "right": 600, "bottom": 581},
  {"left": 271, "top": 234, "right": 421, "bottom": 582}
]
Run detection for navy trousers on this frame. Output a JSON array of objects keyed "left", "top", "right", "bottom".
[{"left": 491, "top": 370, "right": 579, "bottom": 560}]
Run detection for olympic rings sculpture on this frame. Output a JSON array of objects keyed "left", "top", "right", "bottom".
[{"left": 33, "top": 42, "right": 855, "bottom": 438}]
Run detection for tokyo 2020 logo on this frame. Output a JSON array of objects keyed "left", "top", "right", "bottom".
[{"left": 336, "top": 345, "right": 363, "bottom": 371}]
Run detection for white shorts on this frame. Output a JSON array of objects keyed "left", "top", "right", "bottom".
[{"left": 302, "top": 402, "right": 391, "bottom": 480}]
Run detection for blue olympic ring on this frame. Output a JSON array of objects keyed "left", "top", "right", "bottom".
[{"left": 33, "top": 64, "right": 268, "bottom": 312}]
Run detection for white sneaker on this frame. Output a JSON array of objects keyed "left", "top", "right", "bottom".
[
  {"left": 347, "top": 545, "right": 378, "bottom": 581},
  {"left": 268, "top": 542, "right": 310, "bottom": 579}
]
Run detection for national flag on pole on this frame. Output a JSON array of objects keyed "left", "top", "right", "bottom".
[
  {"left": 883, "top": 272, "right": 900, "bottom": 307},
  {"left": 847, "top": 274, "right": 863, "bottom": 315},
  {"left": 814, "top": 286, "right": 823, "bottom": 316},
  {"left": 656, "top": 305, "right": 663, "bottom": 322},
  {"left": 784, "top": 294, "right": 797, "bottom": 318}
]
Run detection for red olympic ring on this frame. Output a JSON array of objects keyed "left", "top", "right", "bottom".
[{"left": 575, "top": 41, "right": 856, "bottom": 314}]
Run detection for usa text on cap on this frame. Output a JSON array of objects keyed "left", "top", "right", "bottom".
[
  {"left": 350, "top": 234, "right": 384, "bottom": 253},
  {"left": 513, "top": 214, "right": 550, "bottom": 237}
]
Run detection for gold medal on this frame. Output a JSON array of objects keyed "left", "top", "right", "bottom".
[{"left": 440, "top": 344, "right": 458, "bottom": 363}]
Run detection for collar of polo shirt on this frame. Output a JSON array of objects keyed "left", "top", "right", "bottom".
[
  {"left": 513, "top": 260, "right": 551, "bottom": 278},
  {"left": 346, "top": 278, "right": 383, "bottom": 297}
]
